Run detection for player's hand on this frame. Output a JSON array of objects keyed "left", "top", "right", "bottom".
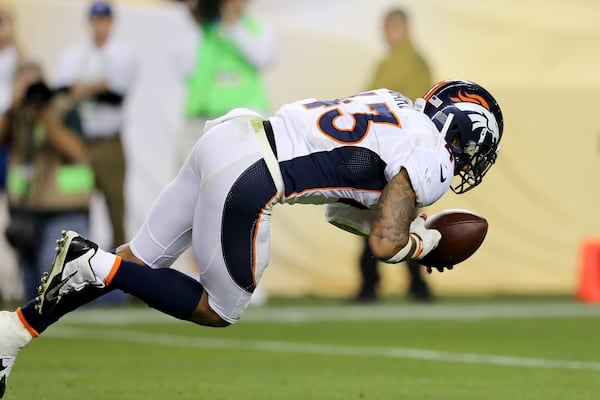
[
  {"left": 409, "top": 213, "right": 441, "bottom": 260},
  {"left": 425, "top": 265, "right": 454, "bottom": 274}
]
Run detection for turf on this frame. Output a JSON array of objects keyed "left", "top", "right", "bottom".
[{"left": 6, "top": 297, "right": 600, "bottom": 399}]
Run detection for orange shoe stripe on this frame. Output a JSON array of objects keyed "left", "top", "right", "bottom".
[
  {"left": 16, "top": 307, "right": 39, "bottom": 337},
  {"left": 104, "top": 255, "right": 122, "bottom": 286}
]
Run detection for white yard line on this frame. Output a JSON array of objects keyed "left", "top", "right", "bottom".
[
  {"left": 46, "top": 326, "right": 600, "bottom": 372},
  {"left": 59, "top": 301, "right": 600, "bottom": 325}
]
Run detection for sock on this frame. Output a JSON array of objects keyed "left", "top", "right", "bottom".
[
  {"left": 109, "top": 259, "right": 204, "bottom": 320},
  {"left": 17, "top": 286, "right": 115, "bottom": 336},
  {"left": 16, "top": 256, "right": 204, "bottom": 336},
  {"left": 88, "top": 247, "right": 120, "bottom": 284},
  {"left": 16, "top": 246, "right": 125, "bottom": 335}
]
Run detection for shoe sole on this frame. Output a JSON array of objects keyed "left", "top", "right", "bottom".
[{"left": 35, "top": 230, "right": 79, "bottom": 315}]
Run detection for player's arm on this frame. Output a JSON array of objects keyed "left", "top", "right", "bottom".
[
  {"left": 369, "top": 169, "right": 441, "bottom": 263},
  {"left": 369, "top": 169, "right": 418, "bottom": 261}
]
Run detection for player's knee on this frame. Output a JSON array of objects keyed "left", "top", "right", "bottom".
[
  {"left": 190, "top": 307, "right": 230, "bottom": 327},
  {"left": 190, "top": 292, "right": 231, "bottom": 327},
  {"left": 115, "top": 243, "right": 146, "bottom": 266}
]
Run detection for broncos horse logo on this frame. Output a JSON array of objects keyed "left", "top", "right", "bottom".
[{"left": 450, "top": 91, "right": 500, "bottom": 146}]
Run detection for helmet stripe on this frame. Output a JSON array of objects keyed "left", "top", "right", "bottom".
[
  {"left": 450, "top": 91, "right": 490, "bottom": 111},
  {"left": 422, "top": 80, "right": 452, "bottom": 101}
]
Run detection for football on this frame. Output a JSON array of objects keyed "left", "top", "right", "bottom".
[{"left": 419, "top": 209, "right": 488, "bottom": 267}]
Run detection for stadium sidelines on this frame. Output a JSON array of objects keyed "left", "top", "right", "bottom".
[
  {"left": 45, "top": 326, "right": 600, "bottom": 372},
  {"left": 57, "top": 300, "right": 600, "bottom": 324}
]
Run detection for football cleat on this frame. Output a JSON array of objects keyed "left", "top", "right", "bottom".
[
  {"left": 0, "top": 311, "right": 32, "bottom": 398},
  {"left": 35, "top": 230, "right": 105, "bottom": 315}
]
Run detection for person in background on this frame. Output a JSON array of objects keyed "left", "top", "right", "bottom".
[
  {"left": 0, "top": 61, "right": 93, "bottom": 300},
  {"left": 0, "top": 5, "right": 19, "bottom": 115},
  {"left": 353, "top": 8, "right": 434, "bottom": 303},
  {"left": 0, "top": 4, "right": 22, "bottom": 302},
  {"left": 54, "top": 0, "right": 137, "bottom": 250},
  {"left": 0, "top": 5, "right": 20, "bottom": 205}
]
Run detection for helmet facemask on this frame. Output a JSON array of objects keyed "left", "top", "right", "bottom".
[
  {"left": 434, "top": 108, "right": 500, "bottom": 194},
  {"left": 452, "top": 139, "right": 498, "bottom": 194}
]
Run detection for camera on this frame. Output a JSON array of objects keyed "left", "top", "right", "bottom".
[
  {"left": 5, "top": 213, "right": 39, "bottom": 253},
  {"left": 23, "top": 81, "right": 53, "bottom": 110}
]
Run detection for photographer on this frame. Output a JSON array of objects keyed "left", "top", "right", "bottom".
[{"left": 0, "top": 61, "right": 93, "bottom": 300}]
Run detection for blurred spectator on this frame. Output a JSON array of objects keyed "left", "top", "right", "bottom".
[
  {"left": 0, "top": 61, "right": 93, "bottom": 300},
  {"left": 174, "top": 0, "right": 276, "bottom": 166},
  {"left": 0, "top": 4, "right": 22, "bottom": 302},
  {"left": 353, "top": 8, "right": 433, "bottom": 303},
  {"left": 368, "top": 9, "right": 432, "bottom": 103},
  {"left": 0, "top": 5, "right": 19, "bottom": 115},
  {"left": 0, "top": 4, "right": 20, "bottom": 191},
  {"left": 54, "top": 0, "right": 137, "bottom": 249}
]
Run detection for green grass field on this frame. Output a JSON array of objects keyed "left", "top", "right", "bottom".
[{"left": 6, "top": 296, "right": 600, "bottom": 400}]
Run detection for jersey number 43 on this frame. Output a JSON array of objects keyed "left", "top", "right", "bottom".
[{"left": 303, "top": 92, "right": 402, "bottom": 144}]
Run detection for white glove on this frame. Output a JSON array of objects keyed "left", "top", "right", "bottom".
[
  {"left": 409, "top": 214, "right": 441, "bottom": 260},
  {"left": 325, "top": 203, "right": 374, "bottom": 237}
]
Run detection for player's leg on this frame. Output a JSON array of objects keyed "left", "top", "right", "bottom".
[
  {"left": 33, "top": 142, "right": 213, "bottom": 323},
  {"left": 0, "top": 310, "right": 34, "bottom": 398},
  {"left": 193, "top": 155, "right": 278, "bottom": 324},
  {"left": 23, "top": 117, "right": 267, "bottom": 327}
]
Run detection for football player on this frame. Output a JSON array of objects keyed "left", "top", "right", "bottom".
[{"left": 0, "top": 79, "right": 503, "bottom": 397}]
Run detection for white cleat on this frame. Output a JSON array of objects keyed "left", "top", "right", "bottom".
[
  {"left": 0, "top": 311, "right": 32, "bottom": 398},
  {"left": 35, "top": 230, "right": 105, "bottom": 315}
]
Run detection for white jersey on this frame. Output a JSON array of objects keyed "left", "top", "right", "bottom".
[{"left": 268, "top": 89, "right": 453, "bottom": 208}]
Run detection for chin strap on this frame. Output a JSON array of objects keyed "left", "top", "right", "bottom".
[{"left": 440, "top": 112, "right": 455, "bottom": 135}]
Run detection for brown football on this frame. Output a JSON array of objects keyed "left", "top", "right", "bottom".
[{"left": 419, "top": 209, "right": 488, "bottom": 267}]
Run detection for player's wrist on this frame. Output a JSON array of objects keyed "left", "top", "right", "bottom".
[
  {"left": 409, "top": 214, "right": 442, "bottom": 260},
  {"left": 409, "top": 233, "right": 424, "bottom": 259},
  {"left": 384, "top": 234, "right": 422, "bottom": 264}
]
